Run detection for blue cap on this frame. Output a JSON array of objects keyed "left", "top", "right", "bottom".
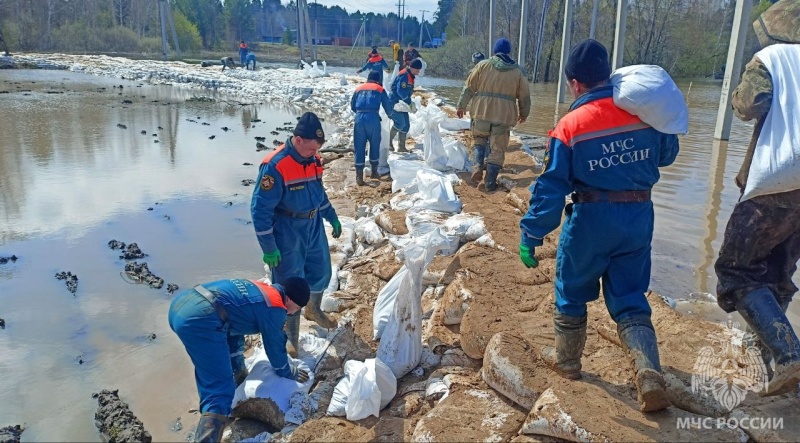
[
  {"left": 293, "top": 112, "right": 325, "bottom": 143},
  {"left": 493, "top": 38, "right": 512, "bottom": 55}
]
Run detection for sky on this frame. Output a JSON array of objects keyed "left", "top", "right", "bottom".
[{"left": 298, "top": 0, "right": 435, "bottom": 20}]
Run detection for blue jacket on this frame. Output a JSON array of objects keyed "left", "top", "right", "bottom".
[
  {"left": 520, "top": 85, "right": 679, "bottom": 247},
  {"left": 202, "top": 279, "right": 293, "bottom": 379},
  {"left": 358, "top": 54, "right": 389, "bottom": 75},
  {"left": 389, "top": 68, "right": 415, "bottom": 105},
  {"left": 351, "top": 81, "right": 394, "bottom": 116},
  {"left": 251, "top": 138, "right": 337, "bottom": 253}
]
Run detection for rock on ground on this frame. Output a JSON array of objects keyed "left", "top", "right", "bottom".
[
  {"left": 92, "top": 389, "right": 152, "bottom": 443},
  {"left": 411, "top": 385, "right": 526, "bottom": 442}
]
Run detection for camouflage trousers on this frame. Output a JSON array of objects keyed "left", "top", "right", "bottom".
[
  {"left": 471, "top": 119, "right": 510, "bottom": 167},
  {"left": 715, "top": 196, "right": 800, "bottom": 312}
]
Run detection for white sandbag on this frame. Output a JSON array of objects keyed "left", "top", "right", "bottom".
[
  {"left": 323, "top": 264, "right": 340, "bottom": 296},
  {"left": 407, "top": 96, "right": 426, "bottom": 138},
  {"left": 353, "top": 218, "right": 384, "bottom": 245},
  {"left": 373, "top": 266, "right": 408, "bottom": 340},
  {"left": 393, "top": 102, "right": 411, "bottom": 112},
  {"left": 443, "top": 213, "right": 487, "bottom": 241},
  {"left": 742, "top": 44, "right": 800, "bottom": 201},
  {"left": 232, "top": 347, "right": 313, "bottom": 412},
  {"left": 326, "top": 360, "right": 363, "bottom": 417},
  {"left": 405, "top": 208, "right": 450, "bottom": 238},
  {"left": 610, "top": 64, "right": 688, "bottom": 134},
  {"left": 389, "top": 158, "right": 423, "bottom": 192},
  {"left": 415, "top": 169, "right": 462, "bottom": 213},
  {"left": 377, "top": 228, "right": 451, "bottom": 378},
  {"left": 442, "top": 139, "right": 469, "bottom": 171},
  {"left": 377, "top": 116, "right": 393, "bottom": 176},
  {"left": 384, "top": 62, "right": 399, "bottom": 90},
  {"left": 421, "top": 104, "right": 450, "bottom": 171},
  {"left": 345, "top": 358, "right": 397, "bottom": 420},
  {"left": 440, "top": 118, "right": 471, "bottom": 132},
  {"left": 338, "top": 73, "right": 347, "bottom": 86}
]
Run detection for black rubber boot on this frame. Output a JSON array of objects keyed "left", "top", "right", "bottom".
[
  {"left": 617, "top": 315, "right": 670, "bottom": 412},
  {"left": 541, "top": 313, "right": 587, "bottom": 380},
  {"left": 356, "top": 167, "right": 365, "bottom": 186},
  {"left": 484, "top": 163, "right": 501, "bottom": 192},
  {"left": 370, "top": 163, "right": 379, "bottom": 179},
  {"left": 284, "top": 312, "right": 300, "bottom": 357},
  {"left": 745, "top": 298, "right": 790, "bottom": 380},
  {"left": 193, "top": 412, "right": 229, "bottom": 443},
  {"left": 737, "top": 287, "right": 800, "bottom": 396},
  {"left": 471, "top": 145, "right": 487, "bottom": 183},
  {"left": 389, "top": 127, "right": 398, "bottom": 151},
  {"left": 303, "top": 290, "right": 337, "bottom": 329},
  {"left": 397, "top": 131, "right": 408, "bottom": 153}
]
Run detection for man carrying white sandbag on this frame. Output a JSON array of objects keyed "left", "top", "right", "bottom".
[
  {"left": 714, "top": 0, "right": 800, "bottom": 397},
  {"left": 518, "top": 39, "right": 679, "bottom": 413}
]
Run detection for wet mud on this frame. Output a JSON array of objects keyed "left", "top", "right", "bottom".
[
  {"left": 108, "top": 241, "right": 148, "bottom": 260},
  {"left": 0, "top": 255, "right": 18, "bottom": 264},
  {"left": 123, "top": 262, "right": 164, "bottom": 289},
  {"left": 54, "top": 271, "right": 79, "bottom": 294},
  {"left": 92, "top": 389, "right": 152, "bottom": 443},
  {"left": 0, "top": 425, "right": 24, "bottom": 443}
]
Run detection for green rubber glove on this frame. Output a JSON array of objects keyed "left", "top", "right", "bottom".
[
  {"left": 519, "top": 244, "right": 539, "bottom": 269},
  {"left": 262, "top": 250, "right": 282, "bottom": 267},
  {"left": 331, "top": 219, "right": 342, "bottom": 239},
  {"left": 409, "top": 102, "right": 417, "bottom": 113}
]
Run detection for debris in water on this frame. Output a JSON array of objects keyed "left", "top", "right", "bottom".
[
  {"left": 256, "top": 142, "right": 268, "bottom": 151},
  {"left": 122, "top": 100, "right": 133, "bottom": 104},
  {"left": 0, "top": 424, "right": 24, "bottom": 442},
  {"left": 243, "top": 162, "right": 253, "bottom": 166},
  {"left": 222, "top": 127, "right": 230, "bottom": 131},
  {"left": 124, "top": 262, "right": 164, "bottom": 289},
  {"left": 166, "top": 283, "right": 179, "bottom": 295},
  {"left": 93, "top": 389, "right": 152, "bottom": 443},
  {"left": 241, "top": 179, "right": 255, "bottom": 186},
  {"left": 0, "top": 255, "right": 19, "bottom": 264},
  {"left": 117, "top": 123, "right": 127, "bottom": 129},
  {"left": 0, "top": 318, "right": 5, "bottom": 329},
  {"left": 208, "top": 135, "right": 216, "bottom": 140},
  {"left": 55, "top": 271, "right": 79, "bottom": 294}
]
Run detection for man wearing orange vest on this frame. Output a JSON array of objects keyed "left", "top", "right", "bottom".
[
  {"left": 351, "top": 70, "right": 394, "bottom": 185},
  {"left": 357, "top": 47, "right": 390, "bottom": 84},
  {"left": 251, "top": 112, "right": 341, "bottom": 357},
  {"left": 169, "top": 277, "right": 311, "bottom": 442}
]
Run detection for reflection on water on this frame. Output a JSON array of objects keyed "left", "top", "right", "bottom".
[{"left": 0, "top": 70, "right": 329, "bottom": 441}]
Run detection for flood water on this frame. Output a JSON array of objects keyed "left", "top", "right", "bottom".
[{"left": 0, "top": 69, "right": 798, "bottom": 440}]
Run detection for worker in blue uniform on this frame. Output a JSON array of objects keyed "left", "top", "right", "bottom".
[
  {"left": 357, "top": 47, "right": 390, "bottom": 85},
  {"left": 251, "top": 112, "right": 341, "bottom": 357},
  {"left": 518, "top": 40, "right": 680, "bottom": 413},
  {"left": 388, "top": 58, "right": 422, "bottom": 153},
  {"left": 169, "top": 277, "right": 311, "bottom": 442},
  {"left": 245, "top": 52, "right": 257, "bottom": 70},
  {"left": 351, "top": 70, "right": 394, "bottom": 185}
]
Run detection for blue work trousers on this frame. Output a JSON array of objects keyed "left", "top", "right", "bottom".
[
  {"left": 554, "top": 201, "right": 654, "bottom": 322},
  {"left": 391, "top": 110, "right": 410, "bottom": 133},
  {"left": 354, "top": 113, "right": 381, "bottom": 168},
  {"left": 272, "top": 214, "right": 332, "bottom": 292},
  {"left": 168, "top": 289, "right": 242, "bottom": 415}
]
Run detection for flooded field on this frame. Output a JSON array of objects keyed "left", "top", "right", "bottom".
[{"left": 0, "top": 67, "right": 798, "bottom": 441}]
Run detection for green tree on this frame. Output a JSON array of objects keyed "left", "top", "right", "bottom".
[
  {"left": 173, "top": 10, "right": 202, "bottom": 51},
  {"left": 283, "top": 27, "right": 294, "bottom": 46},
  {"left": 224, "top": 0, "right": 256, "bottom": 42}
]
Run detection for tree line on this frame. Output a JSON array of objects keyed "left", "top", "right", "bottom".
[{"left": 0, "top": 0, "right": 772, "bottom": 80}]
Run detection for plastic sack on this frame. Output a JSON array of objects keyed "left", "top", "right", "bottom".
[
  {"left": 442, "top": 139, "right": 469, "bottom": 171},
  {"left": 377, "top": 114, "right": 393, "bottom": 176},
  {"left": 377, "top": 228, "right": 451, "bottom": 378},
  {"left": 742, "top": 44, "right": 800, "bottom": 201},
  {"left": 353, "top": 218, "right": 384, "bottom": 245},
  {"left": 232, "top": 347, "right": 313, "bottom": 412},
  {"left": 339, "top": 73, "right": 347, "bottom": 86},
  {"left": 389, "top": 158, "right": 423, "bottom": 192},
  {"left": 384, "top": 62, "right": 399, "bottom": 91},
  {"left": 393, "top": 102, "right": 411, "bottom": 112},
  {"left": 326, "top": 358, "right": 397, "bottom": 420},
  {"left": 421, "top": 105, "right": 450, "bottom": 171},
  {"left": 443, "top": 213, "right": 487, "bottom": 242},
  {"left": 415, "top": 169, "right": 462, "bottom": 213},
  {"left": 373, "top": 267, "right": 408, "bottom": 340},
  {"left": 440, "top": 118, "right": 471, "bottom": 132},
  {"left": 610, "top": 64, "right": 688, "bottom": 134}
]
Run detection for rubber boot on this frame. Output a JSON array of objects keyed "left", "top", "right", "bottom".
[
  {"left": 355, "top": 167, "right": 365, "bottom": 186},
  {"left": 284, "top": 312, "right": 300, "bottom": 357},
  {"left": 541, "top": 313, "right": 587, "bottom": 380},
  {"left": 484, "top": 163, "right": 501, "bottom": 192},
  {"left": 389, "top": 127, "right": 398, "bottom": 151},
  {"left": 193, "top": 412, "right": 229, "bottom": 443},
  {"left": 471, "top": 145, "right": 487, "bottom": 183},
  {"left": 745, "top": 298, "right": 790, "bottom": 380},
  {"left": 617, "top": 316, "right": 670, "bottom": 412},
  {"left": 397, "top": 131, "right": 409, "bottom": 153},
  {"left": 736, "top": 287, "right": 800, "bottom": 396},
  {"left": 370, "top": 163, "right": 379, "bottom": 179},
  {"left": 303, "top": 291, "right": 337, "bottom": 329},
  {"left": 231, "top": 354, "right": 248, "bottom": 386}
]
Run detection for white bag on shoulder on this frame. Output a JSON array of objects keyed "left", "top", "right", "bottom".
[{"left": 610, "top": 64, "right": 688, "bottom": 135}]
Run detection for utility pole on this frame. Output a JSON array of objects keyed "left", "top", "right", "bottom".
[
  {"left": 518, "top": 0, "right": 529, "bottom": 68},
  {"left": 401, "top": 0, "right": 406, "bottom": 44},
  {"left": 532, "top": 0, "right": 550, "bottom": 82},
  {"left": 397, "top": 0, "right": 402, "bottom": 41},
  {"left": 589, "top": 0, "right": 599, "bottom": 39},
  {"left": 488, "top": 0, "right": 496, "bottom": 56},
  {"left": 166, "top": 1, "right": 181, "bottom": 56},
  {"left": 556, "top": 0, "right": 574, "bottom": 103},
  {"left": 612, "top": 0, "right": 628, "bottom": 69},
  {"left": 714, "top": 0, "right": 752, "bottom": 140},
  {"left": 159, "top": 0, "right": 169, "bottom": 59},
  {"left": 302, "top": 0, "right": 316, "bottom": 60},
  {"left": 418, "top": 10, "right": 428, "bottom": 49}
]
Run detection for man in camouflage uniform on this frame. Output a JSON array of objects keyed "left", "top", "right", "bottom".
[{"left": 714, "top": 0, "right": 800, "bottom": 396}]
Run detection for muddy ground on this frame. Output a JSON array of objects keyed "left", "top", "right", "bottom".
[{"left": 250, "top": 139, "right": 799, "bottom": 443}]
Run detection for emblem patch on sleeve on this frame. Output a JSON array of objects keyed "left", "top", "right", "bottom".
[
  {"left": 260, "top": 175, "right": 275, "bottom": 191},
  {"left": 401, "top": 82, "right": 407, "bottom": 88}
]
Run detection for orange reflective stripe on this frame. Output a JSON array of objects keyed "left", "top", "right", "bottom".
[
  {"left": 250, "top": 280, "right": 286, "bottom": 309},
  {"left": 261, "top": 144, "right": 285, "bottom": 165},
  {"left": 368, "top": 55, "right": 383, "bottom": 63},
  {"left": 551, "top": 97, "right": 644, "bottom": 148},
  {"left": 356, "top": 82, "right": 385, "bottom": 93}
]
